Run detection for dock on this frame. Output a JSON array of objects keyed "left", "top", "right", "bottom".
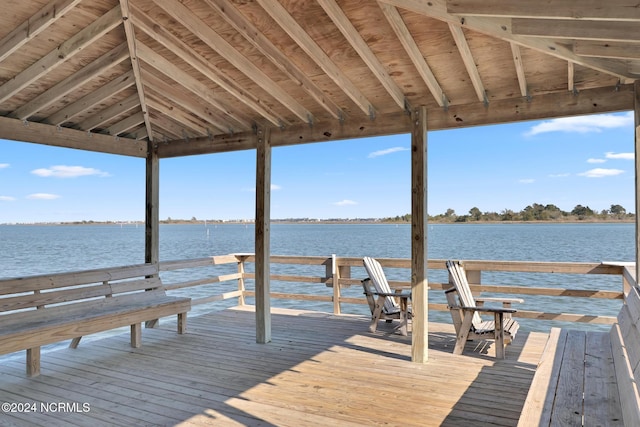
[{"left": 0, "top": 306, "right": 548, "bottom": 426}]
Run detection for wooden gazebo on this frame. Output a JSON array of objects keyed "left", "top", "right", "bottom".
[{"left": 1, "top": 0, "right": 639, "bottom": 363}]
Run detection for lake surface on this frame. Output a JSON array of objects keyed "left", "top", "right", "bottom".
[{"left": 0, "top": 222, "right": 635, "bottom": 335}]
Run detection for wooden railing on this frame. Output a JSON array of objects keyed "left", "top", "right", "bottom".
[{"left": 158, "top": 254, "right": 634, "bottom": 327}]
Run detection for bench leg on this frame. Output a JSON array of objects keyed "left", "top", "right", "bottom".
[
  {"left": 131, "top": 323, "right": 142, "bottom": 348},
  {"left": 69, "top": 337, "right": 82, "bottom": 349},
  {"left": 494, "top": 312, "right": 505, "bottom": 359},
  {"left": 26, "top": 347, "right": 40, "bottom": 377},
  {"left": 178, "top": 312, "right": 187, "bottom": 334}
]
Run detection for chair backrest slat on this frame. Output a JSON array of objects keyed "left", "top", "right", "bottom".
[
  {"left": 446, "top": 260, "right": 483, "bottom": 329},
  {"left": 363, "top": 257, "right": 400, "bottom": 313}
]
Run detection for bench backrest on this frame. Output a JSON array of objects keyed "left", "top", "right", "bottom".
[
  {"left": 0, "top": 264, "right": 164, "bottom": 315},
  {"left": 611, "top": 285, "right": 640, "bottom": 426}
]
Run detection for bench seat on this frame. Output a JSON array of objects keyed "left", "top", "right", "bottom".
[
  {"left": 0, "top": 293, "right": 190, "bottom": 355},
  {"left": 0, "top": 264, "right": 191, "bottom": 376}
]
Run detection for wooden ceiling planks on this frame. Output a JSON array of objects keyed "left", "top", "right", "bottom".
[{"left": 0, "top": 0, "right": 636, "bottom": 157}]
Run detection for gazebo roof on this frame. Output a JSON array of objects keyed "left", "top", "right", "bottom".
[{"left": 0, "top": 0, "right": 636, "bottom": 158}]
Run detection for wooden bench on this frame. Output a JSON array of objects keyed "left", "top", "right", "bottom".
[
  {"left": 0, "top": 264, "right": 191, "bottom": 377},
  {"left": 518, "top": 286, "right": 640, "bottom": 426}
]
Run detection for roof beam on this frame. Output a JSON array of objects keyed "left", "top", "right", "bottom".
[
  {"left": 152, "top": 0, "right": 313, "bottom": 126},
  {"left": 130, "top": 4, "right": 285, "bottom": 127},
  {"left": 317, "top": 0, "right": 407, "bottom": 110},
  {"left": 77, "top": 94, "right": 140, "bottom": 131},
  {"left": 0, "top": 0, "right": 82, "bottom": 62},
  {"left": 119, "top": 0, "right": 153, "bottom": 142},
  {"left": 142, "top": 72, "right": 228, "bottom": 134},
  {"left": 574, "top": 41, "right": 640, "bottom": 59},
  {"left": 44, "top": 70, "right": 136, "bottom": 126},
  {"left": 512, "top": 19, "right": 640, "bottom": 42},
  {"left": 378, "top": 2, "right": 447, "bottom": 107},
  {"left": 158, "top": 84, "right": 633, "bottom": 157},
  {"left": 107, "top": 111, "right": 144, "bottom": 136},
  {"left": 0, "top": 6, "right": 122, "bottom": 105},
  {"left": 0, "top": 116, "right": 146, "bottom": 157},
  {"left": 446, "top": 0, "right": 640, "bottom": 22},
  {"left": 202, "top": 0, "right": 344, "bottom": 120},
  {"left": 145, "top": 96, "right": 210, "bottom": 136},
  {"left": 136, "top": 42, "right": 251, "bottom": 131},
  {"left": 448, "top": 24, "right": 487, "bottom": 103},
  {"left": 256, "top": 0, "right": 375, "bottom": 117},
  {"left": 10, "top": 43, "right": 130, "bottom": 120},
  {"left": 379, "top": 0, "right": 636, "bottom": 80},
  {"left": 510, "top": 43, "right": 528, "bottom": 97}
]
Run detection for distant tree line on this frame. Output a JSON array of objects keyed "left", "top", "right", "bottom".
[{"left": 383, "top": 203, "right": 633, "bottom": 223}]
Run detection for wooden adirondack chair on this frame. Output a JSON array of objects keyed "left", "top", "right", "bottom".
[
  {"left": 445, "top": 260, "right": 523, "bottom": 358},
  {"left": 362, "top": 256, "right": 411, "bottom": 336}
]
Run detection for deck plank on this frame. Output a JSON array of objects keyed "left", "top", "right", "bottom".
[
  {"left": 584, "top": 332, "right": 624, "bottom": 426},
  {"left": 0, "top": 306, "right": 548, "bottom": 426}
]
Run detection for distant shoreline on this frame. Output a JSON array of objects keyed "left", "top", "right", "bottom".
[{"left": 1, "top": 218, "right": 634, "bottom": 226}]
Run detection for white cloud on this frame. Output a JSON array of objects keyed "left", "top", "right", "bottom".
[
  {"left": 31, "top": 165, "right": 109, "bottom": 178},
  {"left": 0, "top": 196, "right": 15, "bottom": 201},
  {"left": 578, "top": 168, "right": 625, "bottom": 178},
  {"left": 549, "top": 173, "right": 570, "bottom": 178},
  {"left": 587, "top": 158, "right": 606, "bottom": 164},
  {"left": 526, "top": 112, "right": 633, "bottom": 136},
  {"left": 518, "top": 178, "right": 535, "bottom": 184},
  {"left": 271, "top": 184, "right": 282, "bottom": 191},
  {"left": 605, "top": 152, "right": 634, "bottom": 160},
  {"left": 0, "top": 163, "right": 9, "bottom": 169},
  {"left": 333, "top": 199, "right": 357, "bottom": 206},
  {"left": 27, "top": 193, "right": 61, "bottom": 200},
  {"left": 368, "top": 147, "right": 409, "bottom": 158}
]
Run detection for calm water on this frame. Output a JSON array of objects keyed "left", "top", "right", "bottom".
[{"left": 0, "top": 222, "right": 635, "bottom": 334}]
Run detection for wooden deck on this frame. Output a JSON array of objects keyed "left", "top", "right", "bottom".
[{"left": 0, "top": 306, "right": 549, "bottom": 426}]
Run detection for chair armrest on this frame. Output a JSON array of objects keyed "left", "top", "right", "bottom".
[
  {"left": 451, "top": 304, "right": 516, "bottom": 314},
  {"left": 476, "top": 297, "right": 524, "bottom": 305},
  {"left": 374, "top": 291, "right": 412, "bottom": 298}
]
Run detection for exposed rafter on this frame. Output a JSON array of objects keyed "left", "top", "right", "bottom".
[
  {"left": 145, "top": 96, "right": 210, "bottom": 136},
  {"left": 446, "top": 0, "right": 640, "bottom": 22},
  {"left": 119, "top": 0, "right": 154, "bottom": 142},
  {"left": 107, "top": 110, "right": 144, "bottom": 136},
  {"left": 77, "top": 94, "right": 139, "bottom": 131},
  {"left": 130, "top": 4, "right": 285, "bottom": 127},
  {"left": 142, "top": 72, "right": 228, "bottom": 134},
  {"left": 510, "top": 43, "right": 528, "bottom": 98},
  {"left": 256, "top": 0, "right": 375, "bottom": 117},
  {"left": 152, "top": 0, "right": 313, "bottom": 126},
  {"left": 512, "top": 19, "right": 640, "bottom": 42},
  {"left": 44, "top": 70, "right": 136, "bottom": 126},
  {"left": 317, "top": 0, "right": 407, "bottom": 110},
  {"left": 202, "top": 0, "right": 344, "bottom": 120},
  {"left": 448, "top": 23, "right": 487, "bottom": 103},
  {"left": 379, "top": 0, "right": 636, "bottom": 80},
  {"left": 378, "top": 2, "right": 447, "bottom": 107},
  {"left": 136, "top": 42, "right": 252, "bottom": 131},
  {"left": 9, "top": 43, "right": 129, "bottom": 120},
  {"left": 574, "top": 41, "right": 640, "bottom": 60},
  {"left": 0, "top": 0, "right": 82, "bottom": 62},
  {"left": 0, "top": 6, "right": 121, "bottom": 105}
]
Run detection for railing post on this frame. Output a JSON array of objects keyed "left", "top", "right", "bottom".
[
  {"left": 237, "top": 256, "right": 246, "bottom": 306},
  {"left": 332, "top": 254, "right": 341, "bottom": 315}
]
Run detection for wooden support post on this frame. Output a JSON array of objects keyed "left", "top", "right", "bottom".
[
  {"left": 635, "top": 81, "right": 640, "bottom": 285},
  {"left": 332, "top": 254, "right": 341, "bottom": 315},
  {"left": 237, "top": 256, "right": 247, "bottom": 306},
  {"left": 255, "top": 126, "right": 272, "bottom": 344},
  {"left": 411, "top": 106, "right": 429, "bottom": 363},
  {"left": 26, "top": 347, "right": 40, "bottom": 377},
  {"left": 177, "top": 313, "right": 187, "bottom": 334},
  {"left": 145, "top": 143, "right": 160, "bottom": 328}
]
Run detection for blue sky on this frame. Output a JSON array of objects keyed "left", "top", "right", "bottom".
[{"left": 0, "top": 111, "right": 635, "bottom": 223}]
